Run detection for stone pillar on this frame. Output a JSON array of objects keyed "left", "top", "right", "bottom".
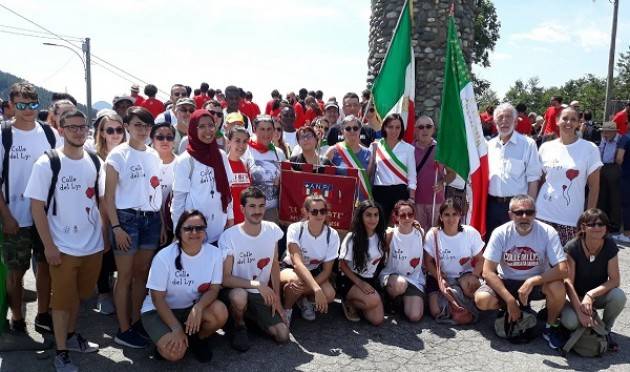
[{"left": 368, "top": 0, "right": 476, "bottom": 121}]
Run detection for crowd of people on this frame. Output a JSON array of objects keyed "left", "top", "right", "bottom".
[{"left": 0, "top": 81, "right": 627, "bottom": 371}]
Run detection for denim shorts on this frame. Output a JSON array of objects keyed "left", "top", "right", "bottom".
[{"left": 113, "top": 209, "right": 161, "bottom": 256}]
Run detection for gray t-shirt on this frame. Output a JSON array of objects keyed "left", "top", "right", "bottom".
[{"left": 483, "top": 220, "right": 566, "bottom": 281}]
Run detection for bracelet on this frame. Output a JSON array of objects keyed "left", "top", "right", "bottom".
[
  {"left": 111, "top": 225, "right": 122, "bottom": 230},
  {"left": 585, "top": 293, "right": 594, "bottom": 300}
]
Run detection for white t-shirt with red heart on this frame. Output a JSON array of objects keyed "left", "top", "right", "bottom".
[
  {"left": 380, "top": 226, "right": 425, "bottom": 291},
  {"left": 219, "top": 221, "right": 283, "bottom": 294},
  {"left": 339, "top": 233, "right": 384, "bottom": 279},
  {"left": 424, "top": 225, "right": 485, "bottom": 280}
]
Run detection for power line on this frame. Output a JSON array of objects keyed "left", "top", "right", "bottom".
[
  {"left": 0, "top": 24, "right": 82, "bottom": 41},
  {"left": 0, "top": 3, "right": 169, "bottom": 97},
  {"left": 0, "top": 29, "right": 75, "bottom": 41}
]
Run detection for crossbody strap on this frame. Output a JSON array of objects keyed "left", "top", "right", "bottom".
[{"left": 416, "top": 145, "right": 435, "bottom": 173}]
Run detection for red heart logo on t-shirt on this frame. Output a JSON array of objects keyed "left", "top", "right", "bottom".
[
  {"left": 197, "top": 283, "right": 211, "bottom": 293},
  {"left": 459, "top": 257, "right": 470, "bottom": 266},
  {"left": 257, "top": 257, "right": 270, "bottom": 270},
  {"left": 150, "top": 176, "right": 160, "bottom": 189},
  {"left": 309, "top": 259, "right": 321, "bottom": 266},
  {"left": 85, "top": 187, "right": 95, "bottom": 199},
  {"left": 409, "top": 257, "right": 420, "bottom": 268}
]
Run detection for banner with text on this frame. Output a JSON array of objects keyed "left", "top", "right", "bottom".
[{"left": 279, "top": 166, "right": 357, "bottom": 230}]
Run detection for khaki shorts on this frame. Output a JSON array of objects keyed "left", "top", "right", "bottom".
[
  {"left": 49, "top": 252, "right": 102, "bottom": 310},
  {"left": 220, "top": 289, "right": 283, "bottom": 330},
  {"left": 1, "top": 226, "right": 45, "bottom": 271},
  {"left": 142, "top": 307, "right": 192, "bottom": 344}
]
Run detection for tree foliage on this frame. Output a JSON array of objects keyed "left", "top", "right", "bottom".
[{"left": 472, "top": 0, "right": 501, "bottom": 68}]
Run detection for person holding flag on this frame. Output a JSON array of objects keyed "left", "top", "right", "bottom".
[
  {"left": 369, "top": 113, "right": 416, "bottom": 224},
  {"left": 435, "top": 6, "right": 489, "bottom": 239},
  {"left": 325, "top": 115, "right": 372, "bottom": 202}
]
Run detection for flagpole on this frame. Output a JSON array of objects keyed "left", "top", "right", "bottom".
[{"left": 431, "top": 162, "right": 439, "bottom": 226}]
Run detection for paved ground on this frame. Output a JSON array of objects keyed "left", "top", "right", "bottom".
[{"left": 1, "top": 242, "right": 629, "bottom": 372}]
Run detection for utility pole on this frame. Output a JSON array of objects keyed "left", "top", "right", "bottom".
[
  {"left": 604, "top": 0, "right": 619, "bottom": 121},
  {"left": 83, "top": 37, "right": 92, "bottom": 122}
]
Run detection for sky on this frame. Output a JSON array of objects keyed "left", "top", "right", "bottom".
[{"left": 0, "top": 0, "right": 628, "bottom": 108}]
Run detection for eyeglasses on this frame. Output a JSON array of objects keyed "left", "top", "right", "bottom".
[
  {"left": 299, "top": 133, "right": 315, "bottom": 140},
  {"left": 154, "top": 135, "right": 174, "bottom": 142},
  {"left": 209, "top": 111, "right": 223, "bottom": 118},
  {"left": 182, "top": 225, "right": 207, "bottom": 233},
  {"left": 415, "top": 124, "right": 433, "bottom": 130},
  {"left": 177, "top": 108, "right": 194, "bottom": 114},
  {"left": 344, "top": 126, "right": 360, "bottom": 132},
  {"left": 62, "top": 125, "right": 89, "bottom": 133},
  {"left": 397, "top": 212, "right": 414, "bottom": 220},
  {"left": 309, "top": 208, "right": 328, "bottom": 216},
  {"left": 510, "top": 209, "right": 535, "bottom": 217},
  {"left": 14, "top": 102, "right": 40, "bottom": 111},
  {"left": 104, "top": 127, "right": 124, "bottom": 135},
  {"left": 584, "top": 222, "right": 606, "bottom": 228}
]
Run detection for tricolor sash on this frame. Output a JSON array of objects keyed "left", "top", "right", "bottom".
[
  {"left": 335, "top": 143, "right": 372, "bottom": 200},
  {"left": 375, "top": 139, "right": 408, "bottom": 184}
]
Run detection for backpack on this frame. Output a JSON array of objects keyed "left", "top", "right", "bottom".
[
  {"left": 164, "top": 110, "right": 172, "bottom": 124},
  {"left": 298, "top": 221, "right": 331, "bottom": 245},
  {"left": 562, "top": 313, "right": 608, "bottom": 357},
  {"left": 494, "top": 306, "right": 539, "bottom": 344},
  {"left": 2, "top": 121, "right": 56, "bottom": 202},
  {"left": 44, "top": 149, "right": 101, "bottom": 215}
]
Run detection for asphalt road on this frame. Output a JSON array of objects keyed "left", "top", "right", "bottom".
[{"left": 1, "top": 242, "right": 629, "bottom": 372}]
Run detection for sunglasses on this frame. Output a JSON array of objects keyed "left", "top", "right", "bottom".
[
  {"left": 397, "top": 212, "right": 414, "bottom": 220},
  {"left": 309, "top": 208, "right": 328, "bottom": 216},
  {"left": 209, "top": 111, "right": 223, "bottom": 118},
  {"left": 344, "top": 126, "right": 360, "bottom": 132},
  {"left": 584, "top": 222, "right": 606, "bottom": 228},
  {"left": 15, "top": 102, "right": 40, "bottom": 111},
  {"left": 510, "top": 209, "right": 535, "bottom": 217},
  {"left": 104, "top": 127, "right": 124, "bottom": 135},
  {"left": 416, "top": 124, "right": 433, "bottom": 130},
  {"left": 178, "top": 108, "right": 195, "bottom": 114},
  {"left": 182, "top": 225, "right": 207, "bottom": 233},
  {"left": 155, "top": 135, "right": 174, "bottom": 142}
]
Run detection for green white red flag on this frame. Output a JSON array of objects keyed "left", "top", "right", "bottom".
[
  {"left": 371, "top": 0, "right": 415, "bottom": 143},
  {"left": 435, "top": 9, "right": 489, "bottom": 238}
]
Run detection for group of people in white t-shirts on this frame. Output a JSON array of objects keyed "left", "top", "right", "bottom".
[{"left": 1, "top": 82, "right": 626, "bottom": 372}]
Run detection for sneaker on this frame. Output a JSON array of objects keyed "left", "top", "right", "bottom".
[
  {"left": 229, "top": 325, "right": 250, "bottom": 352},
  {"left": 67, "top": 333, "right": 99, "bottom": 353},
  {"left": 189, "top": 334, "right": 213, "bottom": 363},
  {"left": 543, "top": 324, "right": 565, "bottom": 350},
  {"left": 9, "top": 318, "right": 26, "bottom": 333},
  {"left": 114, "top": 328, "right": 147, "bottom": 349},
  {"left": 35, "top": 312, "right": 53, "bottom": 334},
  {"left": 341, "top": 300, "right": 360, "bottom": 322},
  {"left": 283, "top": 308, "right": 293, "bottom": 325},
  {"left": 95, "top": 295, "right": 115, "bottom": 315},
  {"left": 54, "top": 351, "right": 78, "bottom": 372},
  {"left": 131, "top": 321, "right": 150, "bottom": 340},
  {"left": 297, "top": 298, "right": 316, "bottom": 321}
]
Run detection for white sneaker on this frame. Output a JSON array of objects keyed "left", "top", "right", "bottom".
[
  {"left": 95, "top": 295, "right": 115, "bottom": 315},
  {"left": 283, "top": 308, "right": 293, "bottom": 325},
  {"left": 298, "top": 298, "right": 316, "bottom": 321},
  {"left": 67, "top": 333, "right": 99, "bottom": 353}
]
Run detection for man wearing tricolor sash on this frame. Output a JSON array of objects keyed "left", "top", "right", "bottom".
[
  {"left": 325, "top": 115, "right": 371, "bottom": 203},
  {"left": 369, "top": 113, "right": 416, "bottom": 224}
]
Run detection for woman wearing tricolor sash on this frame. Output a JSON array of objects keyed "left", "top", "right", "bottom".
[
  {"left": 325, "top": 115, "right": 372, "bottom": 202},
  {"left": 369, "top": 114, "right": 416, "bottom": 224}
]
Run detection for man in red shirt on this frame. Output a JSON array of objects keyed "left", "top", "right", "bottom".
[
  {"left": 193, "top": 82, "right": 210, "bottom": 109},
  {"left": 315, "top": 90, "right": 325, "bottom": 111},
  {"left": 303, "top": 96, "right": 321, "bottom": 125},
  {"left": 541, "top": 96, "right": 563, "bottom": 138},
  {"left": 140, "top": 84, "right": 165, "bottom": 118},
  {"left": 515, "top": 103, "right": 533, "bottom": 135},
  {"left": 287, "top": 91, "right": 305, "bottom": 129},
  {"left": 265, "top": 89, "right": 281, "bottom": 115},
  {"left": 612, "top": 102, "right": 629, "bottom": 135},
  {"left": 242, "top": 91, "right": 261, "bottom": 121},
  {"left": 130, "top": 84, "right": 144, "bottom": 106},
  {"left": 480, "top": 105, "right": 497, "bottom": 137}
]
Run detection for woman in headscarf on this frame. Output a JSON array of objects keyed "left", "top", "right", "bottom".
[{"left": 171, "top": 109, "right": 233, "bottom": 245}]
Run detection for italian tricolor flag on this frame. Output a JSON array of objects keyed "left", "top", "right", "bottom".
[
  {"left": 371, "top": 0, "right": 415, "bottom": 144},
  {"left": 435, "top": 11, "right": 489, "bottom": 238}
]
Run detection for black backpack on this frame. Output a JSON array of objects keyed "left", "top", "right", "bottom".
[
  {"left": 44, "top": 149, "right": 101, "bottom": 215},
  {"left": 1, "top": 121, "right": 56, "bottom": 203}
]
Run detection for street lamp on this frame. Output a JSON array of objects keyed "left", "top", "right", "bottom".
[{"left": 43, "top": 38, "right": 92, "bottom": 122}]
